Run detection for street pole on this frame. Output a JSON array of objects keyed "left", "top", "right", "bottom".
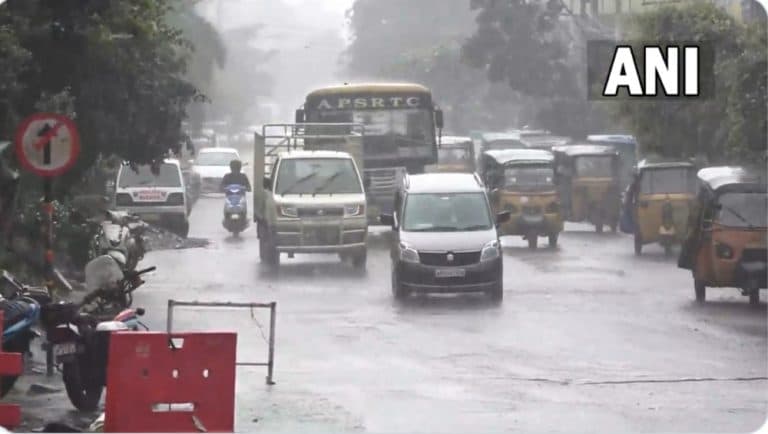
[{"left": 39, "top": 131, "right": 55, "bottom": 377}]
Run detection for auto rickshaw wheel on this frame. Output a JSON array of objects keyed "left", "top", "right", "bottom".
[
  {"left": 527, "top": 233, "right": 538, "bottom": 249},
  {"left": 633, "top": 232, "right": 642, "bottom": 255},
  {"left": 694, "top": 280, "right": 706, "bottom": 303},
  {"left": 749, "top": 289, "right": 760, "bottom": 306},
  {"left": 548, "top": 233, "right": 558, "bottom": 248}
]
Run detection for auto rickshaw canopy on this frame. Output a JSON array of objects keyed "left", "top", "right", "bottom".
[{"left": 698, "top": 166, "right": 767, "bottom": 195}]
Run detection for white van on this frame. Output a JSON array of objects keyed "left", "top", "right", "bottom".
[{"left": 114, "top": 159, "right": 190, "bottom": 237}]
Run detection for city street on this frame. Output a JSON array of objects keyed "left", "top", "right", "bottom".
[{"left": 18, "top": 194, "right": 766, "bottom": 432}]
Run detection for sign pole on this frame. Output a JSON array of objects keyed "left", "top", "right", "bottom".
[
  {"left": 40, "top": 128, "right": 55, "bottom": 377},
  {"left": 13, "top": 112, "right": 81, "bottom": 377},
  {"left": 43, "top": 177, "right": 54, "bottom": 377}
]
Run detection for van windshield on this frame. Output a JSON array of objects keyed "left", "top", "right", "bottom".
[
  {"left": 640, "top": 168, "right": 697, "bottom": 194},
  {"left": 275, "top": 158, "right": 362, "bottom": 195},
  {"left": 118, "top": 164, "right": 181, "bottom": 188},
  {"left": 716, "top": 193, "right": 768, "bottom": 228},
  {"left": 403, "top": 192, "right": 492, "bottom": 232}
]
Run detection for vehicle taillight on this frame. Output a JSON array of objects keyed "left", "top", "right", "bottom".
[
  {"left": 115, "top": 193, "right": 133, "bottom": 206},
  {"left": 166, "top": 193, "right": 185, "bottom": 206}
]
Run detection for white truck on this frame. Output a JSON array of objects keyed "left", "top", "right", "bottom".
[{"left": 252, "top": 124, "right": 369, "bottom": 268}]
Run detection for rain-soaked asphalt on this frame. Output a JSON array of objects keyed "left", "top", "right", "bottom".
[{"left": 15, "top": 194, "right": 768, "bottom": 432}]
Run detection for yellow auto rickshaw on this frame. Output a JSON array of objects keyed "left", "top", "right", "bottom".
[
  {"left": 622, "top": 161, "right": 698, "bottom": 256},
  {"left": 480, "top": 149, "right": 563, "bottom": 248},
  {"left": 427, "top": 136, "right": 475, "bottom": 173},
  {"left": 678, "top": 166, "right": 767, "bottom": 305},
  {"left": 553, "top": 144, "right": 621, "bottom": 233}
]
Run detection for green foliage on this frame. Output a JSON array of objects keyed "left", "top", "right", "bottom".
[
  {"left": 612, "top": 2, "right": 766, "bottom": 163},
  {"left": 0, "top": 0, "right": 202, "bottom": 189}
]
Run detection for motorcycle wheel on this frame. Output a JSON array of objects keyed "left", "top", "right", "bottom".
[
  {"left": 0, "top": 376, "right": 18, "bottom": 398},
  {"left": 63, "top": 360, "right": 103, "bottom": 412}
]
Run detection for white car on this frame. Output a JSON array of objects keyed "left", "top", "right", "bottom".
[
  {"left": 114, "top": 159, "right": 189, "bottom": 237},
  {"left": 192, "top": 147, "right": 241, "bottom": 193}
]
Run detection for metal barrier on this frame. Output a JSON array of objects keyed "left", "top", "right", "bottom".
[{"left": 166, "top": 300, "right": 277, "bottom": 385}]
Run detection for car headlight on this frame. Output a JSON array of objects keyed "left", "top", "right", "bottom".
[
  {"left": 398, "top": 242, "right": 419, "bottom": 264},
  {"left": 480, "top": 240, "right": 501, "bottom": 262},
  {"left": 344, "top": 204, "right": 365, "bottom": 217},
  {"left": 279, "top": 205, "right": 298, "bottom": 218}
]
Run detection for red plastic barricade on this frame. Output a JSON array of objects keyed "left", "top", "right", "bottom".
[
  {"left": 0, "top": 312, "right": 22, "bottom": 429},
  {"left": 105, "top": 332, "right": 237, "bottom": 433}
]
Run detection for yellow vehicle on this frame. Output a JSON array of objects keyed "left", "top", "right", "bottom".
[
  {"left": 622, "top": 161, "right": 698, "bottom": 256},
  {"left": 427, "top": 136, "right": 475, "bottom": 173},
  {"left": 480, "top": 149, "right": 563, "bottom": 248},
  {"left": 679, "top": 167, "right": 767, "bottom": 305},
  {"left": 553, "top": 144, "right": 621, "bottom": 233}
]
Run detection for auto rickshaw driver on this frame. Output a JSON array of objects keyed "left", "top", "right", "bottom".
[
  {"left": 481, "top": 149, "right": 563, "bottom": 249},
  {"left": 620, "top": 161, "right": 697, "bottom": 256},
  {"left": 678, "top": 166, "right": 767, "bottom": 305},
  {"left": 553, "top": 145, "right": 621, "bottom": 233}
]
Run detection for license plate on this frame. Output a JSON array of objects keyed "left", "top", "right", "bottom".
[
  {"left": 435, "top": 268, "right": 466, "bottom": 278},
  {"left": 230, "top": 214, "right": 240, "bottom": 220},
  {"left": 54, "top": 343, "right": 77, "bottom": 357}
]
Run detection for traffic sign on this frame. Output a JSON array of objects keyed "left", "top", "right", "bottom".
[{"left": 14, "top": 113, "right": 80, "bottom": 177}]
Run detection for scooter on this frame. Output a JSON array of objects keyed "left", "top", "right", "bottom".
[
  {"left": 97, "top": 211, "right": 147, "bottom": 272},
  {"left": 41, "top": 264, "right": 155, "bottom": 411},
  {"left": 0, "top": 271, "right": 52, "bottom": 397},
  {"left": 222, "top": 184, "right": 249, "bottom": 236}
]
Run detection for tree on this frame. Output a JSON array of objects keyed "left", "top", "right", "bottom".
[
  {"left": 611, "top": 3, "right": 765, "bottom": 162},
  {"left": 0, "top": 0, "right": 202, "bottom": 190}
]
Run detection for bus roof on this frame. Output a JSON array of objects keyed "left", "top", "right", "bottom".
[
  {"left": 637, "top": 160, "right": 696, "bottom": 171},
  {"left": 307, "top": 83, "right": 431, "bottom": 97},
  {"left": 552, "top": 144, "right": 618, "bottom": 157},
  {"left": 440, "top": 136, "right": 472, "bottom": 146},
  {"left": 587, "top": 134, "right": 637, "bottom": 144},
  {"left": 483, "top": 149, "right": 554, "bottom": 165}
]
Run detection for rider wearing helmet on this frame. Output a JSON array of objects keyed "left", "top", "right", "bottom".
[{"left": 220, "top": 159, "right": 251, "bottom": 192}]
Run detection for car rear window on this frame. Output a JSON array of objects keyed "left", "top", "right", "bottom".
[{"left": 118, "top": 163, "right": 182, "bottom": 188}]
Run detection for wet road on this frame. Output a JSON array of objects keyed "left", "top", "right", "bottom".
[
  {"left": 129, "top": 195, "right": 767, "bottom": 433},
  {"left": 16, "top": 194, "right": 767, "bottom": 432}
]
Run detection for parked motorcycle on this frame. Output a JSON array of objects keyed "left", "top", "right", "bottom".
[
  {"left": 0, "top": 271, "right": 52, "bottom": 397},
  {"left": 222, "top": 184, "right": 249, "bottom": 236},
  {"left": 89, "top": 210, "right": 147, "bottom": 272},
  {"left": 41, "top": 264, "right": 154, "bottom": 411}
]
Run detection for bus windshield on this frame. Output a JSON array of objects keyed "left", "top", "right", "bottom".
[{"left": 311, "top": 109, "right": 434, "bottom": 143}]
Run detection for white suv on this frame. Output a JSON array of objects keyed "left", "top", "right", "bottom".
[{"left": 114, "top": 159, "right": 190, "bottom": 237}]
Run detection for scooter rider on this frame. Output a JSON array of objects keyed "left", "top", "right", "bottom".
[{"left": 220, "top": 159, "right": 252, "bottom": 192}]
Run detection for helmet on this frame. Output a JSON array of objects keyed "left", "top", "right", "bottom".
[{"left": 230, "top": 159, "right": 242, "bottom": 172}]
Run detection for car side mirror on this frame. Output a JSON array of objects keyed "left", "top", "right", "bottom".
[
  {"left": 379, "top": 213, "right": 395, "bottom": 227},
  {"left": 435, "top": 109, "right": 444, "bottom": 130},
  {"left": 496, "top": 211, "right": 511, "bottom": 225},
  {"left": 263, "top": 177, "right": 272, "bottom": 190},
  {"left": 295, "top": 109, "right": 305, "bottom": 124}
]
